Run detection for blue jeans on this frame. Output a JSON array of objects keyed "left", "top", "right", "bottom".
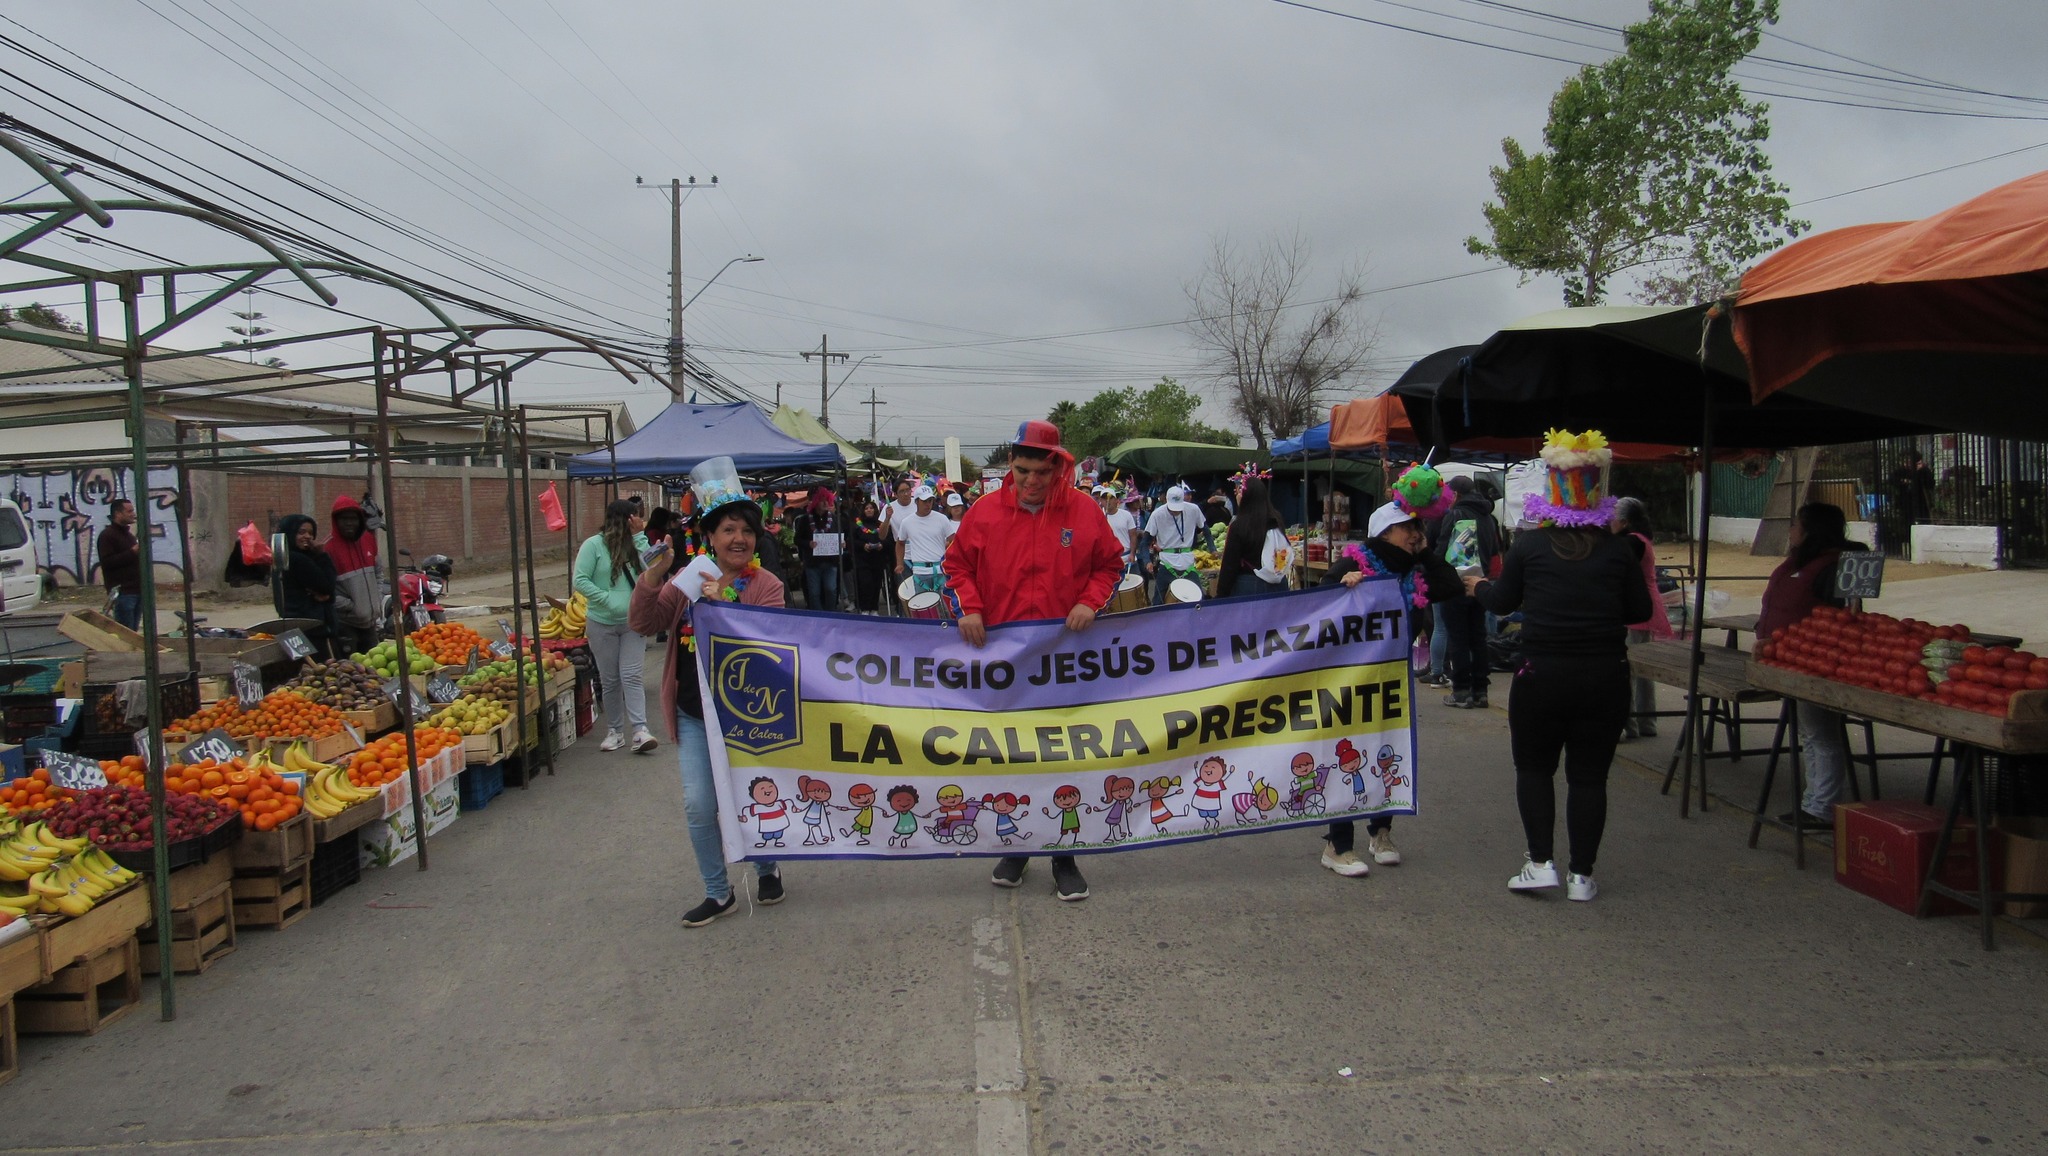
[
  {"left": 804, "top": 562, "right": 840, "bottom": 612},
  {"left": 677, "top": 710, "right": 776, "bottom": 901},
  {"left": 109, "top": 591, "right": 142, "bottom": 631},
  {"left": 1430, "top": 604, "right": 1449, "bottom": 677}
]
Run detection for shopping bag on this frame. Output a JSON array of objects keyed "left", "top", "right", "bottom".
[
  {"left": 236, "top": 521, "right": 273, "bottom": 565},
  {"left": 538, "top": 482, "right": 567, "bottom": 532}
]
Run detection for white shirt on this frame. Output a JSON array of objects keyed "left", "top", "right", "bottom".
[
  {"left": 1254, "top": 527, "right": 1294, "bottom": 584},
  {"left": 896, "top": 511, "right": 957, "bottom": 564},
  {"left": 1144, "top": 502, "right": 1202, "bottom": 552},
  {"left": 1104, "top": 508, "right": 1139, "bottom": 563},
  {"left": 880, "top": 498, "right": 916, "bottom": 538}
]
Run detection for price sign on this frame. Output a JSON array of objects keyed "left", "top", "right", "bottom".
[
  {"left": 132, "top": 727, "right": 166, "bottom": 768},
  {"left": 1836, "top": 550, "right": 1885, "bottom": 600},
  {"left": 464, "top": 647, "right": 480, "bottom": 675},
  {"left": 489, "top": 641, "right": 514, "bottom": 660},
  {"left": 177, "top": 729, "right": 244, "bottom": 766},
  {"left": 341, "top": 720, "right": 363, "bottom": 747},
  {"left": 382, "top": 678, "right": 431, "bottom": 719},
  {"left": 426, "top": 675, "right": 463, "bottom": 705},
  {"left": 409, "top": 606, "right": 433, "bottom": 630},
  {"left": 276, "top": 628, "right": 317, "bottom": 660},
  {"left": 231, "top": 661, "right": 265, "bottom": 709},
  {"left": 41, "top": 749, "right": 107, "bottom": 791}
]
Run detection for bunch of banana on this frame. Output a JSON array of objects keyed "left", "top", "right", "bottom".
[
  {"left": 26, "top": 847, "right": 137, "bottom": 916},
  {"left": 297, "top": 751, "right": 381, "bottom": 820},
  {"left": 538, "top": 592, "right": 588, "bottom": 640},
  {"left": 0, "top": 820, "right": 72, "bottom": 882}
]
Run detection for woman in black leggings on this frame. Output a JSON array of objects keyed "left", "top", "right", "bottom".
[{"left": 1469, "top": 523, "right": 1651, "bottom": 901}]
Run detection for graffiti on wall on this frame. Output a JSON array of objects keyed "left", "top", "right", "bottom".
[{"left": 1, "top": 467, "right": 179, "bottom": 586}]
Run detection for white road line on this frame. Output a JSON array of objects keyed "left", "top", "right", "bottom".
[{"left": 972, "top": 910, "right": 1031, "bottom": 1156}]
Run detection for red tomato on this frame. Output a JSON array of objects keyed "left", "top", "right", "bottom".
[
  {"left": 1957, "top": 683, "right": 1985, "bottom": 703},
  {"left": 1963, "top": 646, "right": 1988, "bottom": 664},
  {"left": 2004, "top": 669, "right": 2029, "bottom": 690},
  {"left": 2026, "top": 675, "right": 2048, "bottom": 691},
  {"left": 2032, "top": 659, "right": 2048, "bottom": 676},
  {"left": 2004, "top": 655, "right": 2033, "bottom": 670}
]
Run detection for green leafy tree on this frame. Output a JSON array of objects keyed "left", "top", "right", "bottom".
[
  {"left": 1465, "top": 0, "right": 1804, "bottom": 306},
  {"left": 1047, "top": 378, "right": 1241, "bottom": 460},
  {"left": 1, "top": 302, "right": 83, "bottom": 332}
]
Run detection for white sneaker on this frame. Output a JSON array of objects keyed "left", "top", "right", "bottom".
[
  {"left": 1319, "top": 845, "right": 1370, "bottom": 877},
  {"left": 1508, "top": 857, "right": 1559, "bottom": 891},
  {"left": 632, "top": 727, "right": 658, "bottom": 754},
  {"left": 1368, "top": 830, "right": 1401, "bottom": 866},
  {"left": 599, "top": 729, "right": 625, "bottom": 752},
  {"left": 1567, "top": 873, "right": 1598, "bottom": 902}
]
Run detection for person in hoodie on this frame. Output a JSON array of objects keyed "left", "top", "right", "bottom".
[
  {"left": 1432, "top": 476, "right": 1506, "bottom": 710},
  {"left": 273, "top": 513, "right": 339, "bottom": 656},
  {"left": 1141, "top": 484, "right": 1204, "bottom": 605},
  {"left": 575, "top": 499, "right": 656, "bottom": 755},
  {"left": 324, "top": 495, "right": 381, "bottom": 656},
  {"left": 1315, "top": 501, "right": 1462, "bottom": 876},
  {"left": 945, "top": 420, "right": 1124, "bottom": 902}
]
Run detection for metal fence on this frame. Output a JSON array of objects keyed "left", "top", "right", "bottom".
[{"left": 1822, "top": 437, "right": 2048, "bottom": 567}]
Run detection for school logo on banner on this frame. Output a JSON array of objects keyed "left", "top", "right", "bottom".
[{"left": 707, "top": 635, "right": 802, "bottom": 754}]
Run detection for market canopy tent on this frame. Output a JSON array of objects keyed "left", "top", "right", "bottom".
[
  {"left": 566, "top": 400, "right": 843, "bottom": 480},
  {"left": 1733, "top": 168, "right": 2048, "bottom": 439},
  {"left": 1104, "top": 437, "right": 1261, "bottom": 477},
  {"left": 769, "top": 402, "right": 907, "bottom": 470},
  {"left": 1390, "top": 304, "right": 1937, "bottom": 451}
]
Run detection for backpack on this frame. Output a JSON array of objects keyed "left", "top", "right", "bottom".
[{"left": 1440, "top": 509, "right": 1502, "bottom": 578}]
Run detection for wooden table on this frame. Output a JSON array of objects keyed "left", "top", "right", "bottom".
[
  {"left": 1629, "top": 640, "right": 1781, "bottom": 815},
  {"left": 1703, "top": 613, "right": 1759, "bottom": 649},
  {"left": 1747, "top": 661, "right": 2048, "bottom": 949}
]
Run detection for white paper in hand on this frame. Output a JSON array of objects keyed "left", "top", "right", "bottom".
[{"left": 670, "top": 555, "right": 724, "bottom": 603}]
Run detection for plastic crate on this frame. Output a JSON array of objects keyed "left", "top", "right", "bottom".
[
  {"left": 308, "top": 831, "right": 361, "bottom": 907},
  {"left": 457, "top": 762, "right": 504, "bottom": 812},
  {"left": 80, "top": 674, "right": 199, "bottom": 738},
  {"left": 1, "top": 697, "right": 60, "bottom": 745},
  {"left": 106, "top": 812, "right": 244, "bottom": 873}
]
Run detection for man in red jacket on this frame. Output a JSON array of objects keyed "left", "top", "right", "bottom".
[{"left": 945, "top": 420, "right": 1123, "bottom": 901}]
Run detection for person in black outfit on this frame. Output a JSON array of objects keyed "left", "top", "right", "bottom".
[
  {"left": 1889, "top": 448, "right": 1935, "bottom": 525},
  {"left": 1470, "top": 522, "right": 1651, "bottom": 902},
  {"left": 272, "top": 513, "right": 340, "bottom": 656},
  {"left": 1433, "top": 476, "right": 1506, "bottom": 709},
  {"left": 96, "top": 498, "right": 142, "bottom": 630},
  {"left": 849, "top": 498, "right": 889, "bottom": 615}
]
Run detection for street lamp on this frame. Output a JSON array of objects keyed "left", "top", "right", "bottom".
[
  {"left": 666, "top": 254, "right": 764, "bottom": 394},
  {"left": 681, "top": 255, "right": 765, "bottom": 314}
]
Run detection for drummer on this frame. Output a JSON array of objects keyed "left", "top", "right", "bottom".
[
  {"left": 893, "top": 483, "right": 958, "bottom": 600},
  {"left": 1141, "top": 484, "right": 1204, "bottom": 605},
  {"left": 1095, "top": 484, "right": 1140, "bottom": 572}
]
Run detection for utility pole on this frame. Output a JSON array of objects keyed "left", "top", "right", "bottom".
[
  {"left": 774, "top": 382, "right": 781, "bottom": 408},
  {"left": 801, "top": 335, "right": 847, "bottom": 425},
  {"left": 861, "top": 387, "right": 887, "bottom": 449},
  {"left": 637, "top": 175, "right": 718, "bottom": 395}
]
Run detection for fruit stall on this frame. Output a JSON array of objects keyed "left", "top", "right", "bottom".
[{"left": 1747, "top": 606, "right": 2048, "bottom": 949}]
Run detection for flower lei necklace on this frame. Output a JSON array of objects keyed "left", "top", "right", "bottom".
[
  {"left": 1342, "top": 542, "right": 1429, "bottom": 609},
  {"left": 679, "top": 556, "right": 764, "bottom": 652}
]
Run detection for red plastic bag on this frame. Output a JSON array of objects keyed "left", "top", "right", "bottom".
[
  {"left": 537, "top": 482, "right": 567, "bottom": 532},
  {"left": 236, "top": 521, "right": 273, "bottom": 566}
]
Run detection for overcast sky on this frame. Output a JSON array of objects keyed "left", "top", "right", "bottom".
[{"left": 4, "top": 1, "right": 2045, "bottom": 452}]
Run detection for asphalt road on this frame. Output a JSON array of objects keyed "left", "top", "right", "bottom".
[{"left": 2, "top": 677, "right": 2044, "bottom": 1154}]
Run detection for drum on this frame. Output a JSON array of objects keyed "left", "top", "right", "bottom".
[
  {"left": 906, "top": 591, "right": 947, "bottom": 620},
  {"left": 1167, "top": 577, "right": 1204, "bottom": 605},
  {"left": 1106, "top": 572, "right": 1146, "bottom": 614},
  {"left": 896, "top": 576, "right": 918, "bottom": 605}
]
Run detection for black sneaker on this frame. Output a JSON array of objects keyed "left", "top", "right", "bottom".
[
  {"left": 991, "top": 857, "right": 1027, "bottom": 888},
  {"left": 757, "top": 871, "right": 785, "bottom": 905},
  {"left": 1051, "top": 857, "right": 1089, "bottom": 902},
  {"left": 681, "top": 895, "right": 736, "bottom": 927},
  {"left": 1472, "top": 695, "right": 1490, "bottom": 709},
  {"left": 1443, "top": 694, "right": 1475, "bottom": 708},
  {"left": 1777, "top": 810, "right": 1832, "bottom": 830}
]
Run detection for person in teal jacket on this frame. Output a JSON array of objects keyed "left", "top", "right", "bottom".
[{"left": 575, "top": 499, "right": 655, "bottom": 753}]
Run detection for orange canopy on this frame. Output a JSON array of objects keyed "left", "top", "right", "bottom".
[
  {"left": 1734, "top": 169, "right": 2048, "bottom": 407},
  {"left": 1327, "top": 395, "right": 1706, "bottom": 464}
]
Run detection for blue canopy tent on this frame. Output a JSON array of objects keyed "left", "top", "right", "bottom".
[{"left": 565, "top": 401, "right": 845, "bottom": 481}]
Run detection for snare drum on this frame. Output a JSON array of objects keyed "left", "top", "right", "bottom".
[
  {"left": 1106, "top": 572, "right": 1147, "bottom": 614},
  {"left": 1167, "top": 577, "right": 1204, "bottom": 605},
  {"left": 906, "top": 591, "right": 947, "bottom": 620},
  {"left": 896, "top": 576, "right": 919, "bottom": 605}
]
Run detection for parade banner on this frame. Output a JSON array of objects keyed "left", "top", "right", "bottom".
[{"left": 691, "top": 581, "right": 1418, "bottom": 861}]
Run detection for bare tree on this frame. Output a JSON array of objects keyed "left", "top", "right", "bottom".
[{"left": 1184, "top": 233, "right": 1378, "bottom": 453}]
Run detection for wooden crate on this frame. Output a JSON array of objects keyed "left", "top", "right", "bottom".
[
  {"left": 340, "top": 701, "right": 399, "bottom": 737},
  {"left": 461, "top": 717, "right": 514, "bottom": 764},
  {"left": 262, "top": 731, "right": 362, "bottom": 765},
  {"left": 312, "top": 797, "right": 381, "bottom": 844},
  {"left": 38, "top": 883, "right": 149, "bottom": 979},
  {"left": 158, "top": 853, "right": 235, "bottom": 911},
  {"left": 0, "top": 997, "right": 14, "bottom": 1087},
  {"left": 1747, "top": 662, "right": 2048, "bottom": 754},
  {"left": 231, "top": 862, "right": 310, "bottom": 931},
  {"left": 232, "top": 812, "right": 313, "bottom": 874},
  {"left": 16, "top": 937, "right": 140, "bottom": 1036},
  {"left": 56, "top": 609, "right": 146, "bottom": 652},
  {"left": 139, "top": 882, "right": 235, "bottom": 976},
  {"left": 0, "top": 930, "right": 40, "bottom": 996}
]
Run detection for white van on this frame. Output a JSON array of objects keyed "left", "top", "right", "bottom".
[{"left": 0, "top": 497, "right": 42, "bottom": 614}]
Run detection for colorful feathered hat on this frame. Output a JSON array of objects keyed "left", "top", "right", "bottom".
[{"left": 1523, "top": 428, "right": 1615, "bottom": 528}]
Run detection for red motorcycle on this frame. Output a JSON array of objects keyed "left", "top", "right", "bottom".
[{"left": 382, "top": 550, "right": 453, "bottom": 633}]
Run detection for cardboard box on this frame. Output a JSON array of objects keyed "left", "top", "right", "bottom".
[
  {"left": 59, "top": 661, "right": 83, "bottom": 699},
  {"left": 359, "top": 777, "right": 459, "bottom": 869},
  {"left": 2001, "top": 818, "right": 2048, "bottom": 918},
  {"left": 373, "top": 744, "right": 466, "bottom": 819},
  {"left": 1835, "top": 801, "right": 1992, "bottom": 917},
  {"left": 546, "top": 691, "right": 576, "bottom": 754}
]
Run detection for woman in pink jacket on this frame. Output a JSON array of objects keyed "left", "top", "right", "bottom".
[
  {"left": 1612, "top": 497, "right": 1673, "bottom": 741},
  {"left": 630, "top": 496, "right": 788, "bottom": 928}
]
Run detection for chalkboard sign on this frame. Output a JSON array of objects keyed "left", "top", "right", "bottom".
[
  {"left": 177, "top": 729, "right": 244, "bottom": 766},
  {"left": 496, "top": 618, "right": 515, "bottom": 641},
  {"left": 231, "top": 661, "right": 265, "bottom": 708},
  {"left": 382, "top": 677, "right": 431, "bottom": 718},
  {"left": 132, "top": 728, "right": 166, "bottom": 768},
  {"left": 426, "top": 675, "right": 463, "bottom": 705},
  {"left": 489, "top": 641, "right": 514, "bottom": 660},
  {"left": 276, "top": 628, "right": 318, "bottom": 660},
  {"left": 41, "top": 749, "right": 107, "bottom": 791},
  {"left": 464, "top": 647, "right": 480, "bottom": 675},
  {"left": 409, "top": 605, "right": 433, "bottom": 630},
  {"left": 1836, "top": 550, "right": 1885, "bottom": 599}
]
